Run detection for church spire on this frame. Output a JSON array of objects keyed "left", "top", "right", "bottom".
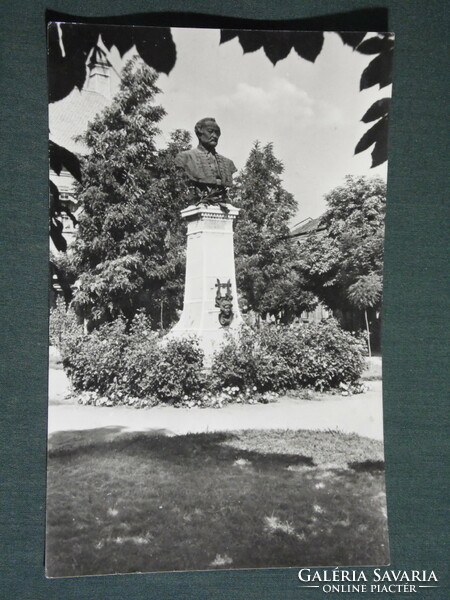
[{"left": 86, "top": 47, "right": 111, "bottom": 98}]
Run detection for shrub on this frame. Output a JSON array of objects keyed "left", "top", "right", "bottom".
[
  {"left": 210, "top": 327, "right": 295, "bottom": 392},
  {"left": 105, "top": 312, "right": 161, "bottom": 402},
  {"left": 151, "top": 337, "right": 206, "bottom": 403},
  {"left": 288, "top": 320, "right": 366, "bottom": 390},
  {"left": 49, "top": 297, "right": 83, "bottom": 354},
  {"left": 211, "top": 319, "right": 365, "bottom": 392},
  {"left": 62, "top": 314, "right": 365, "bottom": 407},
  {"left": 62, "top": 312, "right": 206, "bottom": 405},
  {"left": 62, "top": 317, "right": 128, "bottom": 395}
]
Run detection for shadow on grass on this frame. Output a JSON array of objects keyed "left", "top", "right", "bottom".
[
  {"left": 46, "top": 428, "right": 389, "bottom": 576},
  {"left": 49, "top": 428, "right": 315, "bottom": 469},
  {"left": 349, "top": 459, "right": 385, "bottom": 473},
  {"left": 48, "top": 426, "right": 171, "bottom": 454}
]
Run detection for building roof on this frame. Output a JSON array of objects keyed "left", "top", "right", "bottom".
[
  {"left": 290, "top": 216, "right": 326, "bottom": 238},
  {"left": 49, "top": 88, "right": 111, "bottom": 155},
  {"left": 48, "top": 45, "right": 122, "bottom": 155}
]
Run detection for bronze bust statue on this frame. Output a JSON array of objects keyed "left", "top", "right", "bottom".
[{"left": 175, "top": 118, "right": 237, "bottom": 206}]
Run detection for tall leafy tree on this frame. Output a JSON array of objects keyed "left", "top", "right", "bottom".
[
  {"left": 72, "top": 58, "right": 191, "bottom": 328},
  {"left": 298, "top": 175, "right": 385, "bottom": 344},
  {"left": 347, "top": 272, "right": 382, "bottom": 356},
  {"left": 232, "top": 142, "right": 317, "bottom": 322}
]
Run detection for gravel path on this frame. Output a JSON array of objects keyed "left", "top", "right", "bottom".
[{"left": 48, "top": 367, "right": 384, "bottom": 441}]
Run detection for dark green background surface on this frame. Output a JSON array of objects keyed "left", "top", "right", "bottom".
[{"left": 1, "top": 1, "right": 448, "bottom": 598}]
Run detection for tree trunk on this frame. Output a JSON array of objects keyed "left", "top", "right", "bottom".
[
  {"left": 160, "top": 300, "right": 164, "bottom": 331},
  {"left": 365, "top": 309, "right": 372, "bottom": 358}
]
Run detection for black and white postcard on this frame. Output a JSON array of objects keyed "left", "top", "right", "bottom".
[{"left": 47, "top": 23, "right": 393, "bottom": 577}]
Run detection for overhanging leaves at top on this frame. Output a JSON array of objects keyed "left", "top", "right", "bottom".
[
  {"left": 48, "top": 23, "right": 98, "bottom": 103},
  {"left": 354, "top": 116, "right": 389, "bottom": 167},
  {"left": 220, "top": 30, "right": 324, "bottom": 64},
  {"left": 355, "top": 34, "right": 393, "bottom": 166},
  {"left": 357, "top": 35, "right": 394, "bottom": 55},
  {"left": 337, "top": 32, "right": 366, "bottom": 48},
  {"left": 48, "top": 22, "right": 176, "bottom": 103},
  {"left": 360, "top": 48, "right": 393, "bottom": 90}
]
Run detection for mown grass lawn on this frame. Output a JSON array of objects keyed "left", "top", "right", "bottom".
[{"left": 46, "top": 428, "right": 388, "bottom": 576}]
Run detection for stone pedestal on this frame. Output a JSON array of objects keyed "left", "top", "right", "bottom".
[{"left": 170, "top": 203, "right": 242, "bottom": 359}]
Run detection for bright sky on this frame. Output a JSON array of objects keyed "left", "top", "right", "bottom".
[{"left": 151, "top": 27, "right": 389, "bottom": 224}]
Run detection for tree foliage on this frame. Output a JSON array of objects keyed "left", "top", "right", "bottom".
[
  {"left": 71, "top": 58, "right": 191, "bottom": 328},
  {"left": 231, "top": 142, "right": 317, "bottom": 322},
  {"left": 50, "top": 250, "right": 79, "bottom": 304},
  {"left": 299, "top": 175, "right": 386, "bottom": 314},
  {"left": 347, "top": 273, "right": 382, "bottom": 310}
]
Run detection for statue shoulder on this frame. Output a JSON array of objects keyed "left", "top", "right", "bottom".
[
  {"left": 217, "top": 153, "right": 237, "bottom": 174},
  {"left": 174, "top": 148, "right": 197, "bottom": 167},
  {"left": 176, "top": 147, "right": 201, "bottom": 160}
]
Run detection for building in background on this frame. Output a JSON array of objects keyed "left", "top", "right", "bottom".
[
  {"left": 49, "top": 42, "right": 124, "bottom": 302},
  {"left": 289, "top": 217, "right": 331, "bottom": 324},
  {"left": 49, "top": 43, "right": 123, "bottom": 252}
]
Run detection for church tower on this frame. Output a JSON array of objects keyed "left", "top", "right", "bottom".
[{"left": 86, "top": 47, "right": 112, "bottom": 98}]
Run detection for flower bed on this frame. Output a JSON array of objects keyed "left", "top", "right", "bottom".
[{"left": 55, "top": 307, "right": 366, "bottom": 407}]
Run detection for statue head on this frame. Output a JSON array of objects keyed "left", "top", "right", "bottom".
[
  {"left": 218, "top": 297, "right": 233, "bottom": 326},
  {"left": 221, "top": 298, "right": 232, "bottom": 317},
  {"left": 195, "top": 118, "right": 221, "bottom": 151}
]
